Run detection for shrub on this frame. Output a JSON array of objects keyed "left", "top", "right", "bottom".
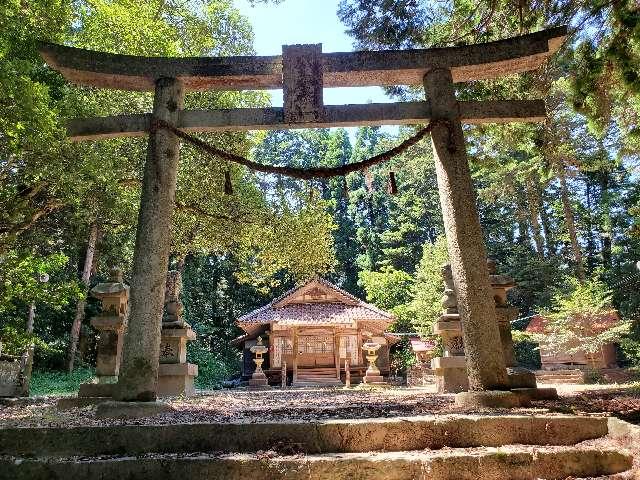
[
  {"left": 511, "top": 330, "right": 541, "bottom": 369},
  {"left": 29, "top": 367, "right": 95, "bottom": 396},
  {"left": 187, "top": 342, "right": 240, "bottom": 389}
]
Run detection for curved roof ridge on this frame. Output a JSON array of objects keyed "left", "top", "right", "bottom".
[{"left": 237, "top": 276, "right": 394, "bottom": 325}]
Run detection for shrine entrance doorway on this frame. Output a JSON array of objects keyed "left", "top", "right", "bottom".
[{"left": 297, "top": 331, "right": 335, "bottom": 368}]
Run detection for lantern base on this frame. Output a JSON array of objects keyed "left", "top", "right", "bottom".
[
  {"left": 363, "top": 374, "right": 385, "bottom": 384},
  {"left": 248, "top": 371, "right": 269, "bottom": 389}
]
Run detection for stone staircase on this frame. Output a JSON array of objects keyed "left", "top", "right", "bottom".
[
  {"left": 535, "top": 368, "right": 586, "bottom": 384},
  {"left": 292, "top": 367, "right": 343, "bottom": 387},
  {"left": 0, "top": 415, "right": 634, "bottom": 479}
]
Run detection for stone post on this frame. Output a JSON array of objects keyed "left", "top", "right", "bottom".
[
  {"left": 423, "top": 68, "right": 509, "bottom": 392},
  {"left": 115, "top": 77, "right": 185, "bottom": 402},
  {"left": 431, "top": 264, "right": 469, "bottom": 393},
  {"left": 78, "top": 268, "right": 129, "bottom": 398},
  {"left": 158, "top": 271, "right": 198, "bottom": 396}
]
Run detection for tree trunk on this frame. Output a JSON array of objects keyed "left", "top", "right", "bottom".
[
  {"left": 557, "top": 162, "right": 585, "bottom": 281},
  {"left": 539, "top": 188, "right": 556, "bottom": 256},
  {"left": 26, "top": 303, "right": 35, "bottom": 333},
  {"left": 424, "top": 68, "right": 508, "bottom": 391},
  {"left": 115, "top": 77, "right": 184, "bottom": 402},
  {"left": 584, "top": 180, "right": 598, "bottom": 271},
  {"left": 525, "top": 175, "right": 545, "bottom": 257},
  {"left": 599, "top": 172, "right": 613, "bottom": 268},
  {"left": 67, "top": 222, "right": 99, "bottom": 372}
]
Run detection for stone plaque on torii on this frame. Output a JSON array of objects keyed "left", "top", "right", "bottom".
[{"left": 39, "top": 27, "right": 566, "bottom": 403}]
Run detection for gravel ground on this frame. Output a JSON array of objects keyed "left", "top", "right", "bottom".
[{"left": 0, "top": 382, "right": 638, "bottom": 429}]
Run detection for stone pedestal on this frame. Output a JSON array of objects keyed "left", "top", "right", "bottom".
[
  {"left": 248, "top": 370, "right": 268, "bottom": 388},
  {"left": 79, "top": 269, "right": 128, "bottom": 398},
  {"left": 158, "top": 327, "right": 198, "bottom": 396},
  {"left": 432, "top": 355, "right": 468, "bottom": 393},
  {"left": 158, "top": 363, "right": 198, "bottom": 397}
]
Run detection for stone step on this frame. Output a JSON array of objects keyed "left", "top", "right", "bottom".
[
  {"left": 0, "top": 415, "right": 609, "bottom": 458},
  {"left": 297, "top": 371, "right": 338, "bottom": 375},
  {"left": 535, "top": 369, "right": 585, "bottom": 384},
  {"left": 1, "top": 446, "right": 631, "bottom": 480}
]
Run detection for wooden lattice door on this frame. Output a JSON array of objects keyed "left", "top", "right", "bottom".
[{"left": 298, "top": 334, "right": 334, "bottom": 368}]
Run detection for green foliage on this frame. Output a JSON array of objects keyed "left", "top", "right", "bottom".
[
  {"left": 29, "top": 367, "right": 95, "bottom": 396},
  {"left": 358, "top": 266, "right": 414, "bottom": 332},
  {"left": 536, "top": 277, "right": 631, "bottom": 357},
  {"left": 512, "top": 332, "right": 542, "bottom": 370},
  {"left": 410, "top": 236, "right": 449, "bottom": 335},
  {"left": 188, "top": 342, "right": 238, "bottom": 389},
  {"left": 389, "top": 339, "right": 416, "bottom": 375},
  {"left": 0, "top": 251, "right": 82, "bottom": 313}
]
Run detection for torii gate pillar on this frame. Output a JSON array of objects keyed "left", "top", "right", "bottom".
[
  {"left": 115, "top": 77, "right": 184, "bottom": 401},
  {"left": 423, "top": 68, "right": 509, "bottom": 392}
]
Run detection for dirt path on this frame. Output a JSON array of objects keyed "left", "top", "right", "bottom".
[{"left": 0, "top": 383, "right": 638, "bottom": 428}]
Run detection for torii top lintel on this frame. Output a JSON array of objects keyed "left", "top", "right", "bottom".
[{"left": 39, "top": 27, "right": 566, "bottom": 92}]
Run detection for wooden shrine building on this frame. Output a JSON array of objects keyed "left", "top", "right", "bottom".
[
  {"left": 526, "top": 313, "right": 620, "bottom": 370},
  {"left": 233, "top": 277, "right": 396, "bottom": 386}
]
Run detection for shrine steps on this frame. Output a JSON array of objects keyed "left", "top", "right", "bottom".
[
  {"left": 293, "top": 367, "right": 343, "bottom": 387},
  {"left": 535, "top": 369, "right": 586, "bottom": 384},
  {"left": 2, "top": 446, "right": 631, "bottom": 480},
  {"left": 0, "top": 415, "right": 635, "bottom": 479}
]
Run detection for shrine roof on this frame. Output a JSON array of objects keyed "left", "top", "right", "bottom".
[
  {"left": 525, "top": 311, "right": 621, "bottom": 334},
  {"left": 237, "top": 277, "right": 394, "bottom": 328},
  {"left": 410, "top": 338, "right": 438, "bottom": 353}
]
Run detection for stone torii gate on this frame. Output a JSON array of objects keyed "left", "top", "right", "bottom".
[{"left": 40, "top": 27, "right": 566, "bottom": 404}]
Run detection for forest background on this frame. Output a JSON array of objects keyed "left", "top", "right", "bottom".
[{"left": 2, "top": 0, "right": 640, "bottom": 392}]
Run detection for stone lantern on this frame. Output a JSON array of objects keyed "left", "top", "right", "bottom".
[
  {"left": 487, "top": 260, "right": 537, "bottom": 389},
  {"left": 158, "top": 270, "right": 198, "bottom": 396},
  {"left": 361, "top": 340, "right": 385, "bottom": 385},
  {"left": 430, "top": 264, "right": 469, "bottom": 393},
  {"left": 248, "top": 336, "right": 269, "bottom": 388},
  {"left": 78, "top": 267, "right": 128, "bottom": 398}
]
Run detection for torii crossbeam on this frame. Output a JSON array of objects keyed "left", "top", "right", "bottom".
[{"left": 39, "top": 26, "right": 566, "bottom": 402}]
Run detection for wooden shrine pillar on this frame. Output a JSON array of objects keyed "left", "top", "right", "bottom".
[
  {"left": 115, "top": 77, "right": 185, "bottom": 401},
  {"left": 423, "top": 68, "right": 509, "bottom": 391},
  {"left": 292, "top": 327, "right": 299, "bottom": 383}
]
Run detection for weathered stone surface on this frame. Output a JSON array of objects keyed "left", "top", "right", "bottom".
[
  {"left": 424, "top": 67, "right": 508, "bottom": 391},
  {"left": 114, "top": 77, "right": 185, "bottom": 402},
  {"left": 38, "top": 27, "right": 566, "bottom": 92},
  {"left": 507, "top": 366, "right": 537, "bottom": 388},
  {"left": 162, "top": 270, "right": 185, "bottom": 327},
  {"left": 1, "top": 447, "right": 630, "bottom": 480},
  {"left": 67, "top": 100, "right": 548, "bottom": 141},
  {"left": 0, "top": 415, "right": 611, "bottom": 457},
  {"left": 511, "top": 387, "right": 558, "bottom": 401},
  {"left": 0, "top": 349, "right": 32, "bottom": 398},
  {"left": 282, "top": 44, "right": 324, "bottom": 124},
  {"left": 56, "top": 397, "right": 111, "bottom": 411},
  {"left": 94, "top": 400, "right": 174, "bottom": 419},
  {"left": 78, "top": 382, "right": 116, "bottom": 398},
  {"left": 455, "top": 391, "right": 525, "bottom": 408}
]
